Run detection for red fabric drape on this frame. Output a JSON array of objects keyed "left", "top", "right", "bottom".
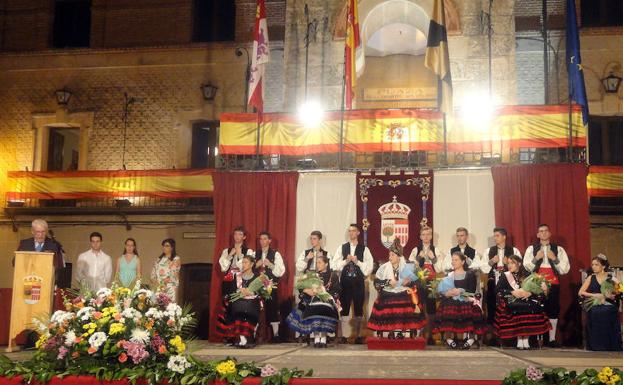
[
  {"left": 208, "top": 172, "right": 298, "bottom": 341},
  {"left": 491, "top": 163, "right": 590, "bottom": 345}
]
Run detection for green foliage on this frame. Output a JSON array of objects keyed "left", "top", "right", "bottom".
[{"left": 503, "top": 366, "right": 622, "bottom": 385}]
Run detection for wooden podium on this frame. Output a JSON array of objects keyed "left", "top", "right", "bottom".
[{"left": 7, "top": 251, "right": 55, "bottom": 352}]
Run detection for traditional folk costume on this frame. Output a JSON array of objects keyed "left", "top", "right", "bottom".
[
  {"left": 296, "top": 248, "right": 330, "bottom": 274},
  {"left": 254, "top": 247, "right": 286, "bottom": 340},
  {"left": 408, "top": 244, "right": 444, "bottom": 315},
  {"left": 332, "top": 242, "right": 373, "bottom": 342},
  {"left": 523, "top": 243, "right": 569, "bottom": 344},
  {"left": 368, "top": 259, "right": 426, "bottom": 337},
  {"left": 584, "top": 274, "right": 622, "bottom": 351},
  {"left": 434, "top": 270, "right": 485, "bottom": 336},
  {"left": 286, "top": 270, "right": 340, "bottom": 347},
  {"left": 443, "top": 244, "right": 482, "bottom": 273},
  {"left": 219, "top": 245, "right": 254, "bottom": 297},
  {"left": 216, "top": 270, "right": 261, "bottom": 347},
  {"left": 482, "top": 245, "right": 521, "bottom": 325},
  {"left": 494, "top": 270, "right": 551, "bottom": 342}
]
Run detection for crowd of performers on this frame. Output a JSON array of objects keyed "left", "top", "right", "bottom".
[{"left": 215, "top": 224, "right": 622, "bottom": 351}]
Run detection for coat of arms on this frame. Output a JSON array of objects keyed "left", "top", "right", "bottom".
[
  {"left": 378, "top": 196, "right": 411, "bottom": 248},
  {"left": 23, "top": 275, "right": 43, "bottom": 304}
]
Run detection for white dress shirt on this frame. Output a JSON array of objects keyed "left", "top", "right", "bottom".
[
  {"left": 523, "top": 244, "right": 570, "bottom": 275},
  {"left": 442, "top": 245, "right": 484, "bottom": 273},
  {"left": 296, "top": 249, "right": 332, "bottom": 273},
  {"left": 257, "top": 249, "right": 286, "bottom": 278},
  {"left": 332, "top": 242, "right": 374, "bottom": 277},
  {"left": 408, "top": 245, "right": 444, "bottom": 273},
  {"left": 480, "top": 246, "right": 521, "bottom": 274},
  {"left": 75, "top": 249, "right": 113, "bottom": 291},
  {"left": 219, "top": 247, "right": 254, "bottom": 272}
]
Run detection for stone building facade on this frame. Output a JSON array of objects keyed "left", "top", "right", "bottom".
[{"left": 0, "top": 0, "right": 622, "bottom": 288}]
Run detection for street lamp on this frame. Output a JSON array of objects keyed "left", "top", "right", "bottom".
[
  {"left": 201, "top": 83, "right": 219, "bottom": 102},
  {"left": 55, "top": 88, "right": 72, "bottom": 106},
  {"left": 601, "top": 72, "right": 622, "bottom": 94},
  {"left": 235, "top": 47, "right": 251, "bottom": 111}
]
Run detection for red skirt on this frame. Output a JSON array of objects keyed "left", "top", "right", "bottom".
[
  {"left": 433, "top": 298, "right": 485, "bottom": 334},
  {"left": 368, "top": 291, "right": 426, "bottom": 331},
  {"left": 494, "top": 299, "right": 551, "bottom": 339}
]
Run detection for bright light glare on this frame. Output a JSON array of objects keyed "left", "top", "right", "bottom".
[
  {"left": 298, "top": 100, "right": 324, "bottom": 128},
  {"left": 460, "top": 90, "right": 494, "bottom": 130}
]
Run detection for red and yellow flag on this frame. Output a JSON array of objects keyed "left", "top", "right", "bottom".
[
  {"left": 588, "top": 166, "right": 623, "bottom": 197},
  {"left": 345, "top": 0, "right": 361, "bottom": 109}
]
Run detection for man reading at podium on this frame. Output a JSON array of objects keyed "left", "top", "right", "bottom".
[{"left": 17, "top": 219, "right": 62, "bottom": 263}]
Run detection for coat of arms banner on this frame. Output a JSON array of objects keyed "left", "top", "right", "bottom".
[{"left": 356, "top": 171, "right": 433, "bottom": 262}]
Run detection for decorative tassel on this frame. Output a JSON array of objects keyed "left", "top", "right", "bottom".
[{"left": 407, "top": 288, "right": 421, "bottom": 314}]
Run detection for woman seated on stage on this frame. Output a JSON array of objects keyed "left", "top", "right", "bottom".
[
  {"left": 216, "top": 255, "right": 261, "bottom": 349},
  {"left": 435, "top": 252, "right": 485, "bottom": 349},
  {"left": 368, "top": 239, "right": 426, "bottom": 339},
  {"left": 494, "top": 255, "right": 550, "bottom": 350},
  {"left": 578, "top": 254, "right": 622, "bottom": 351},
  {"left": 286, "top": 255, "right": 340, "bottom": 348}
]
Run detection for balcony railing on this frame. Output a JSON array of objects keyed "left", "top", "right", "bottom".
[
  {"left": 217, "top": 105, "right": 586, "bottom": 170},
  {"left": 4, "top": 169, "right": 213, "bottom": 212}
]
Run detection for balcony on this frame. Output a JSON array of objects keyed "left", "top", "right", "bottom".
[
  {"left": 4, "top": 169, "right": 213, "bottom": 215},
  {"left": 217, "top": 105, "right": 587, "bottom": 170}
]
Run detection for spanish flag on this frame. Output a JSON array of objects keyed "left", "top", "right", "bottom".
[
  {"left": 345, "top": 0, "right": 361, "bottom": 109},
  {"left": 425, "top": 0, "right": 453, "bottom": 115}
]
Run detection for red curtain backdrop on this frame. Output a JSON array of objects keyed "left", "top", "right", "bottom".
[
  {"left": 208, "top": 172, "right": 298, "bottom": 341},
  {"left": 491, "top": 163, "right": 590, "bottom": 345}
]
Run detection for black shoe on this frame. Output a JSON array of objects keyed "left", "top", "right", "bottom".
[
  {"left": 271, "top": 335, "right": 282, "bottom": 343},
  {"left": 547, "top": 340, "right": 561, "bottom": 348},
  {"left": 338, "top": 337, "right": 348, "bottom": 344},
  {"left": 396, "top": 332, "right": 405, "bottom": 339},
  {"left": 354, "top": 336, "right": 366, "bottom": 344},
  {"left": 445, "top": 339, "right": 458, "bottom": 349},
  {"left": 388, "top": 332, "right": 395, "bottom": 339},
  {"left": 322, "top": 342, "right": 328, "bottom": 348},
  {"left": 313, "top": 342, "right": 321, "bottom": 348},
  {"left": 461, "top": 339, "right": 474, "bottom": 350}
]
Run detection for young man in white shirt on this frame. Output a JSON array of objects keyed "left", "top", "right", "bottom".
[
  {"left": 332, "top": 224, "right": 373, "bottom": 344},
  {"left": 443, "top": 227, "right": 483, "bottom": 272},
  {"left": 75, "top": 232, "right": 112, "bottom": 291},
  {"left": 218, "top": 226, "right": 254, "bottom": 298},
  {"left": 255, "top": 231, "right": 286, "bottom": 342},
  {"left": 295, "top": 230, "right": 330, "bottom": 274},
  {"left": 523, "top": 224, "right": 570, "bottom": 347}
]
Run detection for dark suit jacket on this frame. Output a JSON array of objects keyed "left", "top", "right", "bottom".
[{"left": 16, "top": 237, "right": 64, "bottom": 268}]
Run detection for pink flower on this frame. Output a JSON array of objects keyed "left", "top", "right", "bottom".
[
  {"left": 122, "top": 341, "right": 150, "bottom": 364},
  {"left": 57, "top": 346, "right": 68, "bottom": 360},
  {"left": 150, "top": 335, "right": 165, "bottom": 352},
  {"left": 156, "top": 293, "right": 172, "bottom": 307},
  {"left": 261, "top": 364, "right": 278, "bottom": 377},
  {"left": 526, "top": 366, "right": 543, "bottom": 381}
]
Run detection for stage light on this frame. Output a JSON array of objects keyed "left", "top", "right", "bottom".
[
  {"left": 298, "top": 100, "right": 324, "bottom": 128},
  {"left": 460, "top": 90, "right": 493, "bottom": 130}
]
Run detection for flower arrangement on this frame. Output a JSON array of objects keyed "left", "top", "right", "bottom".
[
  {"left": 295, "top": 272, "right": 332, "bottom": 302},
  {"left": 582, "top": 277, "right": 622, "bottom": 312},
  {"left": 0, "top": 281, "right": 310, "bottom": 385},
  {"left": 506, "top": 273, "right": 550, "bottom": 304},
  {"left": 503, "top": 366, "right": 622, "bottom": 385},
  {"left": 228, "top": 273, "right": 276, "bottom": 302}
]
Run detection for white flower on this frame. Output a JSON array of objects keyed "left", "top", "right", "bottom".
[
  {"left": 88, "top": 332, "right": 107, "bottom": 348},
  {"left": 130, "top": 328, "right": 150, "bottom": 344},
  {"left": 51, "top": 310, "right": 74, "bottom": 324},
  {"left": 32, "top": 318, "right": 49, "bottom": 333},
  {"left": 122, "top": 308, "right": 143, "bottom": 321},
  {"left": 167, "top": 355, "right": 191, "bottom": 374},
  {"left": 77, "top": 307, "right": 95, "bottom": 321},
  {"left": 165, "top": 303, "right": 182, "bottom": 318},
  {"left": 134, "top": 289, "right": 153, "bottom": 299},
  {"left": 96, "top": 288, "right": 112, "bottom": 298},
  {"left": 64, "top": 330, "right": 77, "bottom": 346},
  {"left": 145, "top": 308, "right": 163, "bottom": 320}
]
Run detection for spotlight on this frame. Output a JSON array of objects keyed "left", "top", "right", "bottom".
[
  {"left": 297, "top": 100, "right": 324, "bottom": 128},
  {"left": 460, "top": 90, "right": 494, "bottom": 130}
]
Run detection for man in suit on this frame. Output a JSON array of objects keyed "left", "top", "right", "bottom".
[{"left": 16, "top": 218, "right": 64, "bottom": 286}]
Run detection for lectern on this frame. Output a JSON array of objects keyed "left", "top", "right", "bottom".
[{"left": 7, "top": 251, "right": 54, "bottom": 352}]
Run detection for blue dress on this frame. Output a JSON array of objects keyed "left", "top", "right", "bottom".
[
  {"left": 586, "top": 275, "right": 622, "bottom": 351},
  {"left": 118, "top": 255, "right": 138, "bottom": 288}
]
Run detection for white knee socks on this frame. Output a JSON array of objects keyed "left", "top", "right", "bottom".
[
  {"left": 549, "top": 319, "right": 557, "bottom": 342},
  {"left": 271, "top": 322, "right": 280, "bottom": 337}
]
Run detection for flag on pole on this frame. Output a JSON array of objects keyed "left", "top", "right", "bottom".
[
  {"left": 425, "top": 0, "right": 453, "bottom": 115},
  {"left": 248, "top": 0, "right": 270, "bottom": 114},
  {"left": 566, "top": 0, "right": 589, "bottom": 125},
  {"left": 345, "top": 0, "right": 361, "bottom": 110}
]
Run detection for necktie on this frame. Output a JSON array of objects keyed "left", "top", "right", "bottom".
[{"left": 36, "top": 243, "right": 43, "bottom": 252}]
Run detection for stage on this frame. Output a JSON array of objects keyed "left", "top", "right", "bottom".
[{"left": 4, "top": 342, "right": 622, "bottom": 381}]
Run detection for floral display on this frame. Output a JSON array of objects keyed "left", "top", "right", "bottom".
[
  {"left": 506, "top": 273, "right": 550, "bottom": 304},
  {"left": 228, "top": 273, "right": 276, "bottom": 303},
  {"left": 581, "top": 277, "right": 623, "bottom": 312},
  {"left": 503, "top": 366, "right": 622, "bottom": 385},
  {"left": 0, "top": 281, "right": 310, "bottom": 385}
]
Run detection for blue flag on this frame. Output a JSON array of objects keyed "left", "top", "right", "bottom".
[{"left": 566, "top": 0, "right": 589, "bottom": 125}]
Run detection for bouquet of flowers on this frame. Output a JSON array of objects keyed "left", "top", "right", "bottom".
[
  {"left": 506, "top": 273, "right": 550, "bottom": 304},
  {"left": 228, "top": 273, "right": 277, "bottom": 302},
  {"left": 437, "top": 275, "right": 477, "bottom": 302},
  {"left": 295, "top": 272, "right": 332, "bottom": 302},
  {"left": 582, "top": 277, "right": 621, "bottom": 312}
]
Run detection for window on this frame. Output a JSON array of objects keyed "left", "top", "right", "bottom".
[
  {"left": 588, "top": 116, "right": 623, "bottom": 165},
  {"left": 47, "top": 127, "right": 80, "bottom": 171},
  {"left": 193, "top": 0, "right": 236, "bottom": 42},
  {"left": 581, "top": 0, "right": 623, "bottom": 28},
  {"left": 191, "top": 121, "right": 219, "bottom": 168},
  {"left": 53, "top": 0, "right": 91, "bottom": 48}
]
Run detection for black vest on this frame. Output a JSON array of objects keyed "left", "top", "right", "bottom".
[
  {"left": 226, "top": 245, "right": 249, "bottom": 272},
  {"left": 415, "top": 243, "right": 437, "bottom": 270},
  {"left": 531, "top": 243, "right": 560, "bottom": 275},
  {"left": 304, "top": 248, "right": 327, "bottom": 272},
  {"left": 341, "top": 242, "right": 365, "bottom": 280},
  {"left": 255, "top": 248, "right": 279, "bottom": 281},
  {"left": 488, "top": 245, "right": 514, "bottom": 277},
  {"left": 450, "top": 244, "right": 476, "bottom": 263}
]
